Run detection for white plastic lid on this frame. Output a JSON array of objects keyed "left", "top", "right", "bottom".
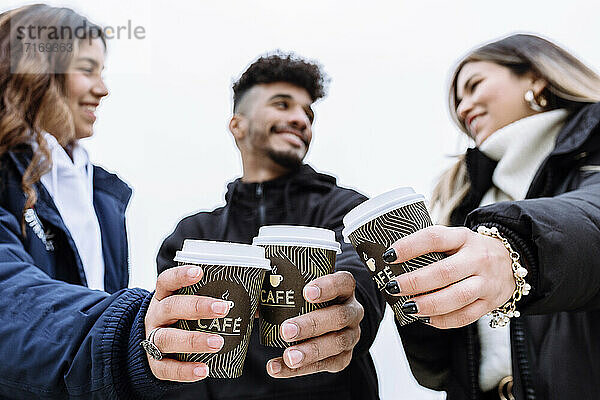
[
  {"left": 252, "top": 225, "right": 341, "bottom": 254},
  {"left": 342, "top": 187, "right": 425, "bottom": 242},
  {"left": 173, "top": 240, "right": 271, "bottom": 269}
]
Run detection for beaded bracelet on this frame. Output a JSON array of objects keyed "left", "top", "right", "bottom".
[{"left": 477, "top": 226, "right": 531, "bottom": 328}]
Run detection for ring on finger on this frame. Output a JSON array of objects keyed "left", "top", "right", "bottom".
[{"left": 141, "top": 327, "right": 164, "bottom": 361}]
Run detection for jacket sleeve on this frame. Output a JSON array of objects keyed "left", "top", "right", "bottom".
[
  {"left": 465, "top": 163, "right": 600, "bottom": 315},
  {"left": 399, "top": 143, "right": 600, "bottom": 392},
  {"left": 318, "top": 189, "right": 386, "bottom": 357},
  {"left": 0, "top": 206, "right": 176, "bottom": 399}
]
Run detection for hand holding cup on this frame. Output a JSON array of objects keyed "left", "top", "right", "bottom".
[
  {"left": 266, "top": 271, "right": 364, "bottom": 378},
  {"left": 253, "top": 226, "right": 342, "bottom": 347},
  {"left": 384, "top": 225, "right": 516, "bottom": 329},
  {"left": 342, "top": 187, "right": 447, "bottom": 325},
  {"left": 144, "top": 265, "right": 231, "bottom": 381}
]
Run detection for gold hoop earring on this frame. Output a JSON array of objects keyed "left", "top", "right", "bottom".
[{"left": 524, "top": 89, "right": 547, "bottom": 112}]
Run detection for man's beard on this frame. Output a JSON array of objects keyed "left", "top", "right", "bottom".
[
  {"left": 266, "top": 148, "right": 304, "bottom": 170},
  {"left": 248, "top": 121, "right": 307, "bottom": 170}
]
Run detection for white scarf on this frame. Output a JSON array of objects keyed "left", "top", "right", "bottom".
[
  {"left": 476, "top": 109, "right": 568, "bottom": 392},
  {"left": 40, "top": 133, "right": 105, "bottom": 291}
]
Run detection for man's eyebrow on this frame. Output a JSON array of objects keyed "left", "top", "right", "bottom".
[
  {"left": 268, "top": 93, "right": 314, "bottom": 121},
  {"left": 268, "top": 94, "right": 293, "bottom": 101}
]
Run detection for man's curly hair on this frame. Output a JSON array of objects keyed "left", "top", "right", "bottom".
[{"left": 232, "top": 52, "right": 328, "bottom": 112}]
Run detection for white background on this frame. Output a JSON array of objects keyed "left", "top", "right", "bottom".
[{"left": 3, "top": 1, "right": 600, "bottom": 398}]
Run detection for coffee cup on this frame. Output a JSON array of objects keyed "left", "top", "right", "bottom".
[
  {"left": 342, "top": 187, "right": 445, "bottom": 326},
  {"left": 252, "top": 225, "right": 340, "bottom": 347},
  {"left": 173, "top": 240, "right": 271, "bottom": 378}
]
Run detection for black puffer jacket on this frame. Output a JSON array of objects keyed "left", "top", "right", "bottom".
[
  {"left": 156, "top": 164, "right": 385, "bottom": 400},
  {"left": 398, "top": 103, "right": 600, "bottom": 400}
]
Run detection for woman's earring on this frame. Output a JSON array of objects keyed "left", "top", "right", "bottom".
[{"left": 524, "top": 89, "right": 547, "bottom": 112}]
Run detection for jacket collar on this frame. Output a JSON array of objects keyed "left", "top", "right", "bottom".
[
  {"left": 7, "top": 146, "right": 131, "bottom": 212},
  {"left": 7, "top": 147, "right": 132, "bottom": 289},
  {"left": 7, "top": 148, "right": 70, "bottom": 230},
  {"left": 463, "top": 103, "right": 600, "bottom": 200},
  {"left": 551, "top": 102, "right": 600, "bottom": 156},
  {"left": 465, "top": 147, "right": 498, "bottom": 195},
  {"left": 92, "top": 166, "right": 132, "bottom": 211},
  {"left": 224, "top": 164, "right": 335, "bottom": 203},
  {"left": 214, "top": 164, "right": 336, "bottom": 240},
  {"left": 478, "top": 109, "right": 568, "bottom": 202}
]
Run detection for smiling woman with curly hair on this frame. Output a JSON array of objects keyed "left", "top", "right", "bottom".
[
  {"left": 0, "top": 4, "right": 107, "bottom": 232},
  {"left": 0, "top": 5, "right": 230, "bottom": 398}
]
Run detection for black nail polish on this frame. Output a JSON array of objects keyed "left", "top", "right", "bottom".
[
  {"left": 385, "top": 280, "right": 400, "bottom": 295},
  {"left": 382, "top": 248, "right": 397, "bottom": 263},
  {"left": 417, "top": 317, "right": 430, "bottom": 324},
  {"left": 401, "top": 301, "right": 418, "bottom": 314}
]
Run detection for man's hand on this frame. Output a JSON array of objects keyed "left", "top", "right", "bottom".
[
  {"left": 266, "top": 271, "right": 364, "bottom": 378},
  {"left": 144, "top": 265, "right": 232, "bottom": 382}
]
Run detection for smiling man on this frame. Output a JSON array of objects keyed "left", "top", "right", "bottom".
[{"left": 156, "top": 53, "right": 384, "bottom": 400}]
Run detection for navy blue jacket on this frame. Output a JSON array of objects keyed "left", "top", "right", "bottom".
[{"left": 0, "top": 147, "right": 172, "bottom": 399}]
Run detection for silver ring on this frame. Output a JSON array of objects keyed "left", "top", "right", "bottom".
[{"left": 140, "top": 327, "right": 163, "bottom": 361}]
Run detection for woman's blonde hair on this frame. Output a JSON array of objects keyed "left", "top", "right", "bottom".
[
  {"left": 432, "top": 33, "right": 600, "bottom": 225},
  {"left": 0, "top": 4, "right": 104, "bottom": 233}
]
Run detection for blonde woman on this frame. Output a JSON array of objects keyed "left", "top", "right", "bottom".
[
  {"left": 384, "top": 34, "right": 600, "bottom": 399},
  {"left": 0, "top": 5, "right": 230, "bottom": 398}
]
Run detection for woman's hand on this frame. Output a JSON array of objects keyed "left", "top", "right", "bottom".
[
  {"left": 143, "top": 265, "right": 232, "bottom": 381},
  {"left": 384, "top": 226, "right": 516, "bottom": 329}
]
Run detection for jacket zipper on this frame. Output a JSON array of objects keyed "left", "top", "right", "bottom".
[
  {"left": 466, "top": 325, "right": 480, "bottom": 400},
  {"left": 465, "top": 234, "right": 539, "bottom": 399},
  {"left": 466, "top": 235, "right": 537, "bottom": 400},
  {"left": 256, "top": 183, "right": 266, "bottom": 226},
  {"left": 512, "top": 312, "right": 536, "bottom": 399},
  {"left": 467, "top": 323, "right": 535, "bottom": 400}
]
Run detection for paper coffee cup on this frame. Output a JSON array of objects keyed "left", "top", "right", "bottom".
[
  {"left": 252, "top": 225, "right": 340, "bottom": 347},
  {"left": 173, "top": 240, "right": 271, "bottom": 378},
  {"left": 342, "top": 187, "right": 445, "bottom": 326}
]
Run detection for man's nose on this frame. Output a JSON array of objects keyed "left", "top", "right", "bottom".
[{"left": 287, "top": 106, "right": 309, "bottom": 130}]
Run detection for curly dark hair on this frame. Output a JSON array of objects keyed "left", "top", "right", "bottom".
[{"left": 232, "top": 52, "right": 328, "bottom": 112}]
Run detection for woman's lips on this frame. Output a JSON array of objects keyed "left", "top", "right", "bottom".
[
  {"left": 468, "top": 113, "right": 484, "bottom": 134},
  {"left": 81, "top": 104, "right": 97, "bottom": 122}
]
